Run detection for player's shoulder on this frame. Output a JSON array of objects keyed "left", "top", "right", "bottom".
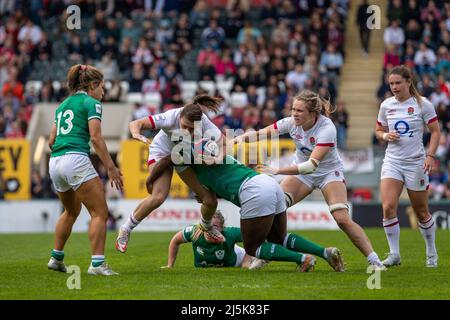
[
  {"left": 380, "top": 96, "right": 396, "bottom": 108},
  {"left": 276, "top": 116, "right": 295, "bottom": 127},
  {"left": 80, "top": 94, "right": 101, "bottom": 109},
  {"left": 223, "top": 227, "right": 240, "bottom": 239},
  {"left": 318, "top": 115, "right": 336, "bottom": 130},
  {"left": 419, "top": 96, "right": 433, "bottom": 108}
]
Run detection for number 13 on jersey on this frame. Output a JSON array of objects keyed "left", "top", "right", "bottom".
[{"left": 56, "top": 110, "right": 74, "bottom": 135}]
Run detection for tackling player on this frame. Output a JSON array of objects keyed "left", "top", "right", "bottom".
[
  {"left": 235, "top": 90, "right": 385, "bottom": 270},
  {"left": 116, "top": 95, "right": 226, "bottom": 253}
]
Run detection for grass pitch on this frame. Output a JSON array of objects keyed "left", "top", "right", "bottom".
[{"left": 0, "top": 229, "right": 449, "bottom": 300}]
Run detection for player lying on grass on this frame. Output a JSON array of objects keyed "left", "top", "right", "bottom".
[
  {"left": 148, "top": 148, "right": 345, "bottom": 272},
  {"left": 162, "top": 210, "right": 268, "bottom": 269}
]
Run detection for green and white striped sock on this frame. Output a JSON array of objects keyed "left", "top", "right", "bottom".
[
  {"left": 51, "top": 249, "right": 64, "bottom": 261},
  {"left": 91, "top": 255, "right": 105, "bottom": 267}
]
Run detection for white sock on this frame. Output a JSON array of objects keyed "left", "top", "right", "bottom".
[
  {"left": 418, "top": 216, "right": 437, "bottom": 257},
  {"left": 122, "top": 213, "right": 140, "bottom": 232},
  {"left": 383, "top": 217, "right": 400, "bottom": 255},
  {"left": 367, "top": 252, "right": 381, "bottom": 264}
]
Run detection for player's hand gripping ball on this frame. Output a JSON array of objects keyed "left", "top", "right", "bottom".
[{"left": 192, "top": 138, "right": 219, "bottom": 164}]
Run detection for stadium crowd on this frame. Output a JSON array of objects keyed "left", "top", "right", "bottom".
[
  {"left": 2, "top": 1, "right": 450, "bottom": 201},
  {"left": 0, "top": 0, "right": 351, "bottom": 199},
  {"left": 376, "top": 0, "right": 450, "bottom": 200}
]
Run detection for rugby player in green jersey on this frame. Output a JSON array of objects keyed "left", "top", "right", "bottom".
[
  {"left": 149, "top": 149, "right": 345, "bottom": 272},
  {"left": 162, "top": 210, "right": 267, "bottom": 269},
  {"left": 47, "top": 64, "right": 122, "bottom": 275}
]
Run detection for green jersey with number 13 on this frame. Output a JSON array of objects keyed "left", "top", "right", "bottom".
[{"left": 50, "top": 92, "right": 102, "bottom": 157}]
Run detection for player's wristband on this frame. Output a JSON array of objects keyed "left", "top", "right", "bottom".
[
  {"left": 426, "top": 154, "right": 436, "bottom": 159},
  {"left": 382, "top": 133, "right": 389, "bottom": 141}
]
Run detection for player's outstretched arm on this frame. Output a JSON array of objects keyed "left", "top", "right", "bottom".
[
  {"left": 257, "top": 147, "right": 326, "bottom": 176},
  {"left": 129, "top": 117, "right": 152, "bottom": 144},
  {"left": 233, "top": 124, "right": 278, "bottom": 144},
  {"left": 162, "top": 231, "right": 187, "bottom": 268}
]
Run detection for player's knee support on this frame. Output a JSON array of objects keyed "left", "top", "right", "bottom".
[{"left": 329, "top": 203, "right": 349, "bottom": 213}]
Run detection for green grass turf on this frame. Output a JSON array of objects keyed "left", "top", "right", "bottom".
[{"left": 0, "top": 228, "right": 449, "bottom": 300}]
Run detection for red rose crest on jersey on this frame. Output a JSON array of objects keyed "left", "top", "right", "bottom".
[
  {"left": 408, "top": 107, "right": 414, "bottom": 115},
  {"left": 310, "top": 137, "right": 316, "bottom": 146}
]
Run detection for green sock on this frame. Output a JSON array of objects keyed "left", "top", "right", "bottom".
[
  {"left": 51, "top": 249, "right": 64, "bottom": 261},
  {"left": 285, "top": 233, "right": 326, "bottom": 259},
  {"left": 256, "top": 242, "right": 304, "bottom": 264}
]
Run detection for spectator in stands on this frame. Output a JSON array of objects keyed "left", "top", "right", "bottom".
[
  {"left": 270, "top": 20, "right": 290, "bottom": 49},
  {"left": 5, "top": 120, "right": 24, "bottom": 138},
  {"left": 435, "top": 46, "right": 450, "bottom": 77},
  {"left": 320, "top": 44, "right": 344, "bottom": 75},
  {"left": 215, "top": 51, "right": 236, "bottom": 79},
  {"left": 117, "top": 37, "right": 133, "bottom": 74},
  {"left": 430, "top": 86, "right": 450, "bottom": 107},
  {"left": 388, "top": 0, "right": 405, "bottom": 25},
  {"left": 420, "top": 0, "right": 442, "bottom": 22},
  {"left": 121, "top": 19, "right": 142, "bottom": 46},
  {"left": 85, "top": 29, "right": 104, "bottom": 61},
  {"left": 67, "top": 34, "right": 84, "bottom": 63},
  {"left": 38, "top": 80, "right": 55, "bottom": 103},
  {"left": 129, "top": 63, "right": 146, "bottom": 93},
  {"left": 260, "top": 0, "right": 277, "bottom": 28},
  {"left": 132, "top": 38, "right": 153, "bottom": 66},
  {"left": 405, "top": 0, "right": 421, "bottom": 25},
  {"left": 332, "top": 100, "right": 349, "bottom": 150},
  {"left": 285, "top": 63, "right": 308, "bottom": 91},
  {"left": 223, "top": 106, "right": 243, "bottom": 130},
  {"left": 248, "top": 63, "right": 266, "bottom": 88},
  {"left": 156, "top": 19, "right": 174, "bottom": 44},
  {"left": 202, "top": 20, "right": 225, "bottom": 49},
  {"left": 418, "top": 75, "right": 435, "bottom": 98},
  {"left": 197, "top": 44, "right": 220, "bottom": 67},
  {"left": 190, "top": 0, "right": 210, "bottom": 30},
  {"left": 384, "top": 44, "right": 401, "bottom": 69},
  {"left": 414, "top": 42, "right": 437, "bottom": 75},
  {"left": 327, "top": 20, "right": 344, "bottom": 53},
  {"left": 18, "top": 18, "right": 42, "bottom": 46},
  {"left": 402, "top": 42, "right": 416, "bottom": 69},
  {"left": 383, "top": 19, "right": 405, "bottom": 48},
  {"left": 404, "top": 19, "right": 422, "bottom": 45},
  {"left": 232, "top": 66, "right": 251, "bottom": 93},
  {"left": 2, "top": 70, "right": 24, "bottom": 101},
  {"left": 237, "top": 21, "right": 262, "bottom": 45},
  {"left": 95, "top": 52, "right": 119, "bottom": 81},
  {"left": 173, "top": 13, "right": 193, "bottom": 46}
]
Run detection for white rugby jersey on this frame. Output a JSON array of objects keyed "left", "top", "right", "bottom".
[
  {"left": 274, "top": 115, "right": 344, "bottom": 173},
  {"left": 148, "top": 107, "right": 222, "bottom": 144},
  {"left": 377, "top": 96, "right": 437, "bottom": 163}
]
